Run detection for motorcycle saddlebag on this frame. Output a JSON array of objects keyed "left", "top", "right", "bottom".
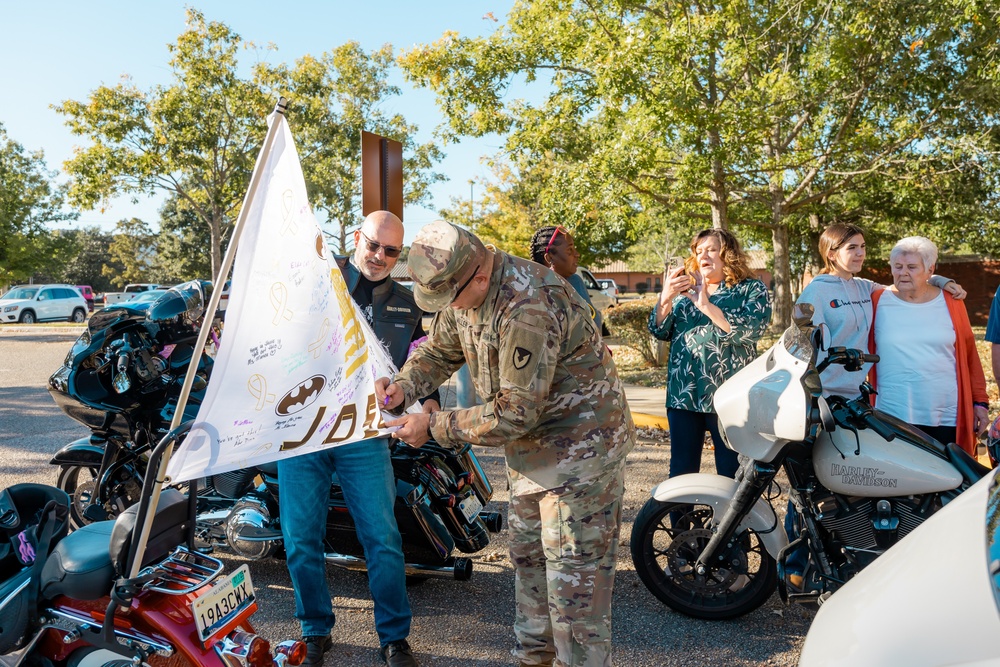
[
  {"left": 324, "top": 480, "right": 455, "bottom": 566},
  {"left": 0, "top": 484, "right": 71, "bottom": 653},
  {"left": 0, "top": 568, "right": 31, "bottom": 653}
]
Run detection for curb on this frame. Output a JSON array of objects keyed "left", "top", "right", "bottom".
[
  {"left": 632, "top": 412, "right": 670, "bottom": 431},
  {"left": 1, "top": 326, "right": 85, "bottom": 334}
]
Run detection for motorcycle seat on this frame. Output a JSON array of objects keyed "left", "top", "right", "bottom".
[{"left": 40, "top": 521, "right": 115, "bottom": 601}]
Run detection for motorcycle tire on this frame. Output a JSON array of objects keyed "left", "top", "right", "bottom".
[
  {"left": 57, "top": 464, "right": 100, "bottom": 529},
  {"left": 630, "top": 498, "right": 777, "bottom": 620}
]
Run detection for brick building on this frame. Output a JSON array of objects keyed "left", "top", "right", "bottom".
[{"left": 591, "top": 250, "right": 774, "bottom": 295}]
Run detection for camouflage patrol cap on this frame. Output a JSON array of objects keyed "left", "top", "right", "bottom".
[{"left": 408, "top": 221, "right": 489, "bottom": 312}]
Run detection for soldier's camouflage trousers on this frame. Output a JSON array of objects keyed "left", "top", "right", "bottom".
[{"left": 508, "top": 463, "right": 626, "bottom": 667}]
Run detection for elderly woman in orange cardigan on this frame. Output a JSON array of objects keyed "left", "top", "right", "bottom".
[{"left": 868, "top": 236, "right": 988, "bottom": 454}]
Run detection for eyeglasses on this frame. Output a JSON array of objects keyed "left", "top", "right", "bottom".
[
  {"left": 358, "top": 230, "right": 402, "bottom": 258},
  {"left": 544, "top": 227, "right": 566, "bottom": 255},
  {"left": 451, "top": 264, "right": 481, "bottom": 305}
]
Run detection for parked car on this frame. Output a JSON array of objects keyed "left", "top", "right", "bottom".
[
  {"left": 576, "top": 268, "right": 615, "bottom": 314},
  {"left": 75, "top": 285, "right": 95, "bottom": 312},
  {"left": 0, "top": 284, "right": 88, "bottom": 324},
  {"left": 101, "top": 288, "right": 170, "bottom": 314},
  {"left": 597, "top": 278, "right": 620, "bottom": 303},
  {"left": 103, "top": 283, "right": 161, "bottom": 305}
]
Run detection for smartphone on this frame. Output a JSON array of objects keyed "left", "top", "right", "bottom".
[{"left": 664, "top": 255, "right": 686, "bottom": 276}]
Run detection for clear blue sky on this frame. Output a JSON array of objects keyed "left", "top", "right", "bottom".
[{"left": 0, "top": 1, "right": 514, "bottom": 245}]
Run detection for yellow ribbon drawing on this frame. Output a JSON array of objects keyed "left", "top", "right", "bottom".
[
  {"left": 269, "top": 283, "right": 293, "bottom": 325},
  {"left": 248, "top": 374, "right": 276, "bottom": 411},
  {"left": 280, "top": 189, "right": 298, "bottom": 235},
  {"left": 308, "top": 318, "right": 330, "bottom": 358}
]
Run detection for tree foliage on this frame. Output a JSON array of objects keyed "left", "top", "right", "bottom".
[
  {"left": 155, "top": 193, "right": 213, "bottom": 283},
  {"left": 401, "top": 0, "right": 1000, "bottom": 327},
  {"left": 56, "top": 9, "right": 270, "bottom": 282},
  {"left": 263, "top": 43, "right": 446, "bottom": 253},
  {"left": 103, "top": 218, "right": 158, "bottom": 288},
  {"left": 438, "top": 156, "right": 633, "bottom": 266},
  {"left": 0, "top": 124, "right": 76, "bottom": 285},
  {"left": 57, "top": 9, "right": 444, "bottom": 281},
  {"left": 58, "top": 227, "right": 118, "bottom": 292}
]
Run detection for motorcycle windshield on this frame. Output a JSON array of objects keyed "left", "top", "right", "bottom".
[
  {"left": 87, "top": 307, "right": 135, "bottom": 333},
  {"left": 146, "top": 281, "right": 208, "bottom": 325},
  {"left": 783, "top": 302, "right": 818, "bottom": 365}
]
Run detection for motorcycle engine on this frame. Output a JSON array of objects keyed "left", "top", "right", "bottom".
[
  {"left": 224, "top": 496, "right": 280, "bottom": 560},
  {"left": 815, "top": 492, "right": 937, "bottom": 565}
]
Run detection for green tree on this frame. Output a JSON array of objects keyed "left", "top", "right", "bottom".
[
  {"left": 59, "top": 11, "right": 446, "bottom": 279},
  {"left": 401, "top": 0, "right": 1000, "bottom": 327},
  {"left": 264, "top": 43, "right": 445, "bottom": 253},
  {"left": 0, "top": 123, "right": 76, "bottom": 285},
  {"left": 155, "top": 193, "right": 213, "bottom": 283},
  {"left": 439, "top": 155, "right": 636, "bottom": 266},
  {"left": 56, "top": 9, "right": 273, "bottom": 282},
  {"left": 59, "top": 226, "right": 118, "bottom": 292},
  {"left": 103, "top": 218, "right": 157, "bottom": 288}
]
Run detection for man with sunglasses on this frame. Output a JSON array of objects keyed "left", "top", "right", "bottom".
[
  {"left": 279, "top": 210, "right": 433, "bottom": 667},
  {"left": 376, "top": 221, "right": 635, "bottom": 667}
]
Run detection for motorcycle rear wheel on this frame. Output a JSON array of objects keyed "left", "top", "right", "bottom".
[{"left": 630, "top": 498, "right": 777, "bottom": 620}]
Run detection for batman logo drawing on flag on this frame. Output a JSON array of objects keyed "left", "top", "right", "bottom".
[{"left": 275, "top": 374, "right": 327, "bottom": 416}]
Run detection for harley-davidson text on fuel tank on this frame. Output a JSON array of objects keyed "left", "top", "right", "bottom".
[{"left": 830, "top": 464, "right": 899, "bottom": 488}]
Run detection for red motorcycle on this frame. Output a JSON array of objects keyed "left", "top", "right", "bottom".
[{"left": 0, "top": 427, "right": 304, "bottom": 667}]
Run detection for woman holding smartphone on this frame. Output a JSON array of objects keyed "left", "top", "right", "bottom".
[{"left": 648, "top": 228, "right": 771, "bottom": 478}]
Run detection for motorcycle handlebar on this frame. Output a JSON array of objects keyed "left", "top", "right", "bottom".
[
  {"left": 817, "top": 347, "right": 879, "bottom": 374},
  {"left": 862, "top": 411, "right": 895, "bottom": 442}
]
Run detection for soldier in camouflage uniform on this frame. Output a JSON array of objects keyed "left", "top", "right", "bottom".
[{"left": 376, "top": 221, "right": 635, "bottom": 667}]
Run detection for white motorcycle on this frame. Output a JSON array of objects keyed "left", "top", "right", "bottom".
[{"left": 630, "top": 304, "right": 990, "bottom": 619}]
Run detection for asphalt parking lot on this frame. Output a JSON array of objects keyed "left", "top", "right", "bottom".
[{"left": 0, "top": 327, "right": 811, "bottom": 666}]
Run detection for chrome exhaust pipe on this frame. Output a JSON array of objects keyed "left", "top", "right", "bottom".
[{"left": 324, "top": 552, "right": 473, "bottom": 580}]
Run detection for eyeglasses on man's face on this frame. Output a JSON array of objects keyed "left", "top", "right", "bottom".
[{"left": 359, "top": 230, "right": 402, "bottom": 258}]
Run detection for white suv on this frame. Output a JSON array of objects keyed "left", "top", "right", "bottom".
[
  {"left": 0, "top": 284, "right": 88, "bottom": 324},
  {"left": 597, "top": 279, "right": 620, "bottom": 303}
]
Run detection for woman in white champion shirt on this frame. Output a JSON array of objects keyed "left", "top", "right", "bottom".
[{"left": 869, "top": 236, "right": 988, "bottom": 452}]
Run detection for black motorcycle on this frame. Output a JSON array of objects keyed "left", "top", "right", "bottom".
[{"left": 48, "top": 280, "right": 501, "bottom": 581}]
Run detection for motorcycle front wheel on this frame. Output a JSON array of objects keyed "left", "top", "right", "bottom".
[
  {"left": 630, "top": 498, "right": 777, "bottom": 620},
  {"left": 57, "top": 464, "right": 100, "bottom": 529}
]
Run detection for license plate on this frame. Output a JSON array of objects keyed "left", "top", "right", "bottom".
[
  {"left": 459, "top": 494, "right": 483, "bottom": 523},
  {"left": 191, "top": 564, "right": 257, "bottom": 644}
]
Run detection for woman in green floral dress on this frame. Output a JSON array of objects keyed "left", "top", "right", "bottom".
[{"left": 648, "top": 229, "right": 772, "bottom": 478}]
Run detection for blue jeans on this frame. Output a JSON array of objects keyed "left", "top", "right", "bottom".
[
  {"left": 666, "top": 408, "right": 739, "bottom": 478},
  {"left": 277, "top": 438, "right": 411, "bottom": 645}
]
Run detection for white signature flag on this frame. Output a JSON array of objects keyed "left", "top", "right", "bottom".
[{"left": 167, "top": 114, "right": 403, "bottom": 483}]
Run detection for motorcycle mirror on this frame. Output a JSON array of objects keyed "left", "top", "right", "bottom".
[
  {"left": 802, "top": 369, "right": 823, "bottom": 397},
  {"left": 817, "top": 396, "right": 836, "bottom": 432},
  {"left": 792, "top": 302, "right": 815, "bottom": 328},
  {"left": 810, "top": 323, "right": 830, "bottom": 352}
]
